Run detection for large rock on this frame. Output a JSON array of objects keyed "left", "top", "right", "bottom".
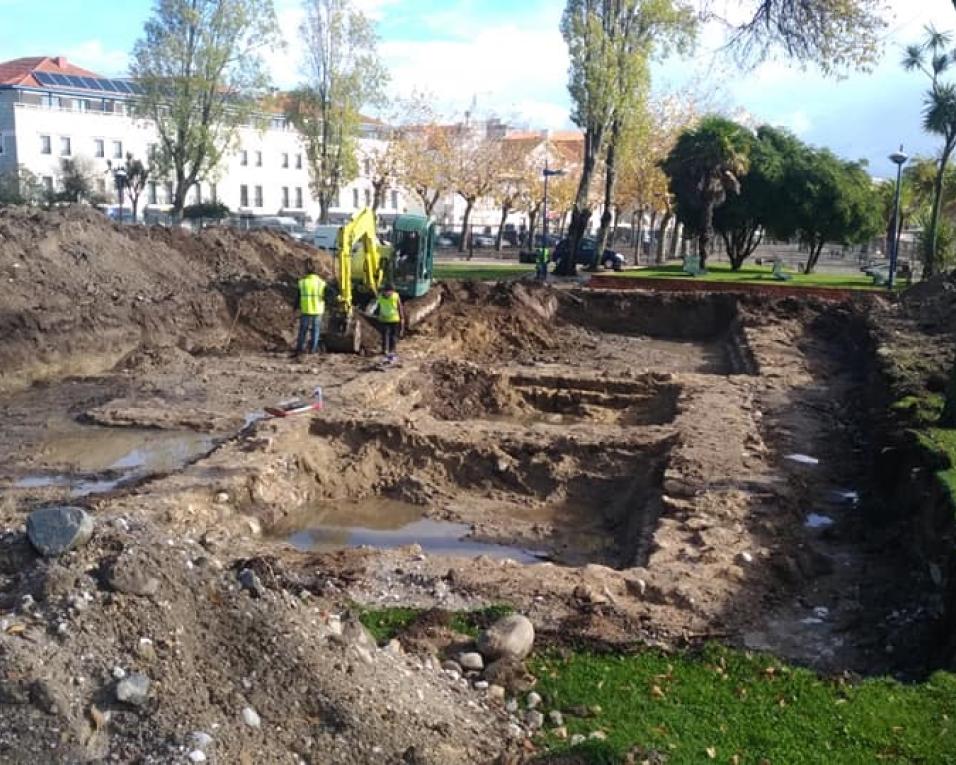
[
  {"left": 477, "top": 614, "right": 534, "bottom": 662},
  {"left": 104, "top": 553, "right": 160, "bottom": 597},
  {"left": 115, "top": 673, "right": 151, "bottom": 707},
  {"left": 26, "top": 506, "right": 94, "bottom": 557}
]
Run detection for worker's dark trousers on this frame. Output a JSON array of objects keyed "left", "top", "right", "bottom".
[{"left": 379, "top": 322, "right": 399, "bottom": 354}]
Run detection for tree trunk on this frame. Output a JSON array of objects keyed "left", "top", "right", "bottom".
[
  {"left": 130, "top": 194, "right": 140, "bottom": 223},
  {"left": 805, "top": 239, "right": 825, "bottom": 273},
  {"left": 495, "top": 202, "right": 511, "bottom": 252},
  {"left": 926, "top": 142, "right": 954, "bottom": 279},
  {"left": 669, "top": 222, "right": 681, "bottom": 260},
  {"left": 372, "top": 180, "right": 386, "bottom": 213},
  {"left": 656, "top": 212, "right": 672, "bottom": 265},
  {"left": 527, "top": 208, "right": 539, "bottom": 252},
  {"left": 647, "top": 209, "right": 658, "bottom": 262},
  {"left": 611, "top": 207, "right": 620, "bottom": 245},
  {"left": 634, "top": 206, "right": 645, "bottom": 264},
  {"left": 458, "top": 198, "right": 474, "bottom": 254},
  {"left": 557, "top": 126, "right": 602, "bottom": 276},
  {"left": 699, "top": 196, "right": 715, "bottom": 270},
  {"left": 318, "top": 198, "right": 330, "bottom": 225},
  {"left": 592, "top": 121, "right": 620, "bottom": 270}
]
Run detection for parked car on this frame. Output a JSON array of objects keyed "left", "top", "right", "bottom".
[
  {"left": 552, "top": 238, "right": 624, "bottom": 271},
  {"left": 472, "top": 234, "right": 496, "bottom": 247},
  {"left": 437, "top": 236, "right": 456, "bottom": 247}
]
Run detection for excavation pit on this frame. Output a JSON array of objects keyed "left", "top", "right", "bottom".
[
  {"left": 280, "top": 417, "right": 675, "bottom": 568},
  {"left": 423, "top": 362, "right": 681, "bottom": 427}
]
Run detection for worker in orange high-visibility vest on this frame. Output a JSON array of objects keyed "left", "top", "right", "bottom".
[
  {"left": 294, "top": 261, "right": 326, "bottom": 356},
  {"left": 372, "top": 283, "right": 405, "bottom": 362}
]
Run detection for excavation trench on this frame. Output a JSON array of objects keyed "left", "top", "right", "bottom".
[{"left": 260, "top": 405, "right": 677, "bottom": 568}]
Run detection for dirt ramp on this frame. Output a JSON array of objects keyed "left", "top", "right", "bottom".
[{"left": 0, "top": 205, "right": 331, "bottom": 391}]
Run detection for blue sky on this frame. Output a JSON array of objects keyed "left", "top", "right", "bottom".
[{"left": 2, "top": 0, "right": 955, "bottom": 178}]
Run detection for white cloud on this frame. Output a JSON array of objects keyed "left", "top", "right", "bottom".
[{"left": 63, "top": 40, "right": 130, "bottom": 77}]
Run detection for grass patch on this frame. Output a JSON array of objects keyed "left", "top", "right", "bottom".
[
  {"left": 891, "top": 394, "right": 945, "bottom": 428},
  {"left": 917, "top": 427, "right": 956, "bottom": 505},
  {"left": 357, "top": 604, "right": 514, "bottom": 644},
  {"left": 614, "top": 262, "right": 890, "bottom": 291},
  {"left": 434, "top": 262, "right": 530, "bottom": 281},
  {"left": 530, "top": 644, "right": 956, "bottom": 764}
]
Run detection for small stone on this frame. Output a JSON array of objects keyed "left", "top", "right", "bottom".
[
  {"left": 189, "top": 732, "right": 214, "bottom": 751},
  {"left": 487, "top": 684, "right": 506, "bottom": 701},
  {"left": 548, "top": 710, "right": 564, "bottom": 727},
  {"left": 241, "top": 706, "right": 261, "bottom": 729},
  {"left": 525, "top": 710, "right": 545, "bottom": 729},
  {"left": 137, "top": 638, "right": 157, "bottom": 662},
  {"left": 441, "top": 660, "right": 463, "bottom": 674},
  {"left": 625, "top": 578, "right": 647, "bottom": 597},
  {"left": 188, "top": 752, "right": 207, "bottom": 763},
  {"left": 473, "top": 680, "right": 489, "bottom": 690},
  {"left": 526, "top": 691, "right": 542, "bottom": 709},
  {"left": 458, "top": 652, "right": 484, "bottom": 671},
  {"left": 570, "top": 734, "right": 586, "bottom": 746},
  {"left": 115, "top": 673, "right": 151, "bottom": 707},
  {"left": 238, "top": 569, "right": 265, "bottom": 598},
  {"left": 26, "top": 506, "right": 94, "bottom": 557},
  {"left": 215, "top": 492, "right": 230, "bottom": 504},
  {"left": 477, "top": 614, "right": 535, "bottom": 662},
  {"left": 553, "top": 726, "right": 569, "bottom": 740},
  {"left": 505, "top": 699, "right": 519, "bottom": 713},
  {"left": 736, "top": 551, "right": 754, "bottom": 565},
  {"left": 507, "top": 723, "right": 524, "bottom": 740},
  {"left": 112, "top": 666, "right": 126, "bottom": 680},
  {"left": 384, "top": 639, "right": 403, "bottom": 657},
  {"left": 589, "top": 731, "right": 607, "bottom": 741}
]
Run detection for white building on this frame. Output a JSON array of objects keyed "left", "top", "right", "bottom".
[{"left": 0, "top": 56, "right": 416, "bottom": 225}]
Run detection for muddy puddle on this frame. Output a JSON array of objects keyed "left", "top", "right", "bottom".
[
  {"left": 273, "top": 498, "right": 546, "bottom": 563},
  {"left": 10, "top": 427, "right": 216, "bottom": 497}
]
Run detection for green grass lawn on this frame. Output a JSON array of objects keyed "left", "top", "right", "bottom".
[
  {"left": 434, "top": 262, "right": 531, "bottom": 281},
  {"left": 358, "top": 607, "right": 956, "bottom": 763},
  {"left": 615, "top": 262, "right": 892, "bottom": 291}
]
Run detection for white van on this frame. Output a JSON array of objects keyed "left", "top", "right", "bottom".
[{"left": 313, "top": 224, "right": 342, "bottom": 251}]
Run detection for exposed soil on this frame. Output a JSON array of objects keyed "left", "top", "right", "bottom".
[{"left": 0, "top": 206, "right": 951, "bottom": 762}]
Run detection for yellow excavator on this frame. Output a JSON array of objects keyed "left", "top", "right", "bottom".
[{"left": 324, "top": 207, "right": 440, "bottom": 353}]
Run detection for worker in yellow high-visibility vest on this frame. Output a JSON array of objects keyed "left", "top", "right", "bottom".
[
  {"left": 372, "top": 283, "right": 405, "bottom": 362},
  {"left": 295, "top": 261, "right": 326, "bottom": 356}
]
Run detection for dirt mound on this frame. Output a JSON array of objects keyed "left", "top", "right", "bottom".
[
  {"left": 901, "top": 269, "right": 956, "bottom": 335},
  {"left": 0, "top": 520, "right": 512, "bottom": 763},
  {"left": 0, "top": 205, "right": 332, "bottom": 392}
]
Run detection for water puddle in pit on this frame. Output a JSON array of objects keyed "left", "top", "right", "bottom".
[
  {"left": 805, "top": 513, "right": 835, "bottom": 529},
  {"left": 277, "top": 498, "right": 545, "bottom": 563},
  {"left": 13, "top": 428, "right": 216, "bottom": 497}
]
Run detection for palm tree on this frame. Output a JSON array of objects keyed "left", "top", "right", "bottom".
[
  {"left": 661, "top": 116, "right": 750, "bottom": 269},
  {"left": 902, "top": 25, "right": 956, "bottom": 277}
]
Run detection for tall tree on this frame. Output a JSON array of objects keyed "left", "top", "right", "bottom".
[
  {"left": 661, "top": 115, "right": 750, "bottom": 269},
  {"left": 558, "top": 0, "right": 694, "bottom": 276},
  {"left": 903, "top": 26, "right": 956, "bottom": 278},
  {"left": 0, "top": 167, "right": 44, "bottom": 207},
  {"left": 449, "top": 129, "right": 508, "bottom": 253},
  {"left": 111, "top": 153, "right": 151, "bottom": 223},
  {"left": 130, "top": 0, "right": 278, "bottom": 218},
  {"left": 290, "top": 0, "right": 387, "bottom": 223},
  {"left": 394, "top": 122, "right": 454, "bottom": 217}
]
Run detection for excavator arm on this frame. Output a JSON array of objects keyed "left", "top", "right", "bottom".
[{"left": 334, "top": 207, "right": 384, "bottom": 317}]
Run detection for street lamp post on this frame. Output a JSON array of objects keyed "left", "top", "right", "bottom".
[
  {"left": 541, "top": 159, "right": 565, "bottom": 257},
  {"left": 888, "top": 146, "right": 908, "bottom": 290}
]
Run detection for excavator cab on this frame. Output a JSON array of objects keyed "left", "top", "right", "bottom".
[{"left": 389, "top": 215, "right": 435, "bottom": 299}]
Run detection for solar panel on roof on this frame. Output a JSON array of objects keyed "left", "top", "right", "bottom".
[
  {"left": 97, "top": 79, "right": 119, "bottom": 93},
  {"left": 79, "top": 77, "right": 98, "bottom": 89},
  {"left": 33, "top": 72, "right": 56, "bottom": 86}
]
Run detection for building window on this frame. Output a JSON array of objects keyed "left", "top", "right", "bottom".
[
  {"left": 352, "top": 188, "right": 359, "bottom": 208},
  {"left": 364, "top": 189, "right": 371, "bottom": 207},
  {"left": 40, "top": 135, "right": 51, "bottom": 154},
  {"left": 94, "top": 139, "right": 105, "bottom": 158},
  {"left": 240, "top": 185, "right": 249, "bottom": 207},
  {"left": 60, "top": 137, "right": 71, "bottom": 156},
  {"left": 281, "top": 186, "right": 290, "bottom": 208},
  {"left": 391, "top": 190, "right": 398, "bottom": 210},
  {"left": 295, "top": 187, "right": 303, "bottom": 209},
  {"left": 282, "top": 153, "right": 289, "bottom": 168},
  {"left": 112, "top": 140, "right": 123, "bottom": 159},
  {"left": 363, "top": 159, "right": 370, "bottom": 176},
  {"left": 240, "top": 150, "right": 248, "bottom": 167},
  {"left": 271, "top": 117, "right": 286, "bottom": 130},
  {"left": 148, "top": 182, "right": 158, "bottom": 205},
  {"left": 42, "top": 176, "right": 53, "bottom": 192},
  {"left": 165, "top": 181, "right": 173, "bottom": 204},
  {"left": 210, "top": 183, "right": 218, "bottom": 203},
  {"left": 255, "top": 151, "right": 262, "bottom": 167},
  {"left": 295, "top": 153, "right": 302, "bottom": 169},
  {"left": 254, "top": 185, "right": 263, "bottom": 207}
]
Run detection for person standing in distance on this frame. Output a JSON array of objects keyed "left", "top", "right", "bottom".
[
  {"left": 294, "top": 260, "right": 326, "bottom": 356},
  {"left": 373, "top": 283, "right": 405, "bottom": 362}
]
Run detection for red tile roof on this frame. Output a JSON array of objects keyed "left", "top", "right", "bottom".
[{"left": 0, "top": 56, "right": 101, "bottom": 87}]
